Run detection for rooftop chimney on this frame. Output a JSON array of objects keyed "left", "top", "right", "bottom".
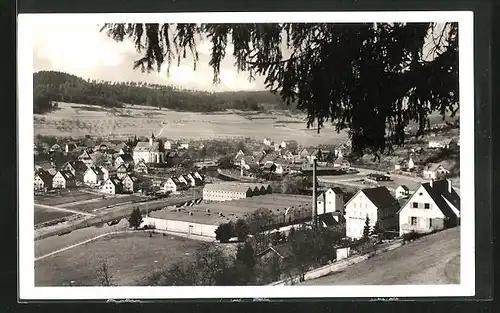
[
  {"left": 448, "top": 179, "right": 452, "bottom": 193},
  {"left": 430, "top": 179, "right": 433, "bottom": 188}
]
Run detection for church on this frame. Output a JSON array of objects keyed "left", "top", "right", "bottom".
[{"left": 132, "top": 133, "right": 165, "bottom": 164}]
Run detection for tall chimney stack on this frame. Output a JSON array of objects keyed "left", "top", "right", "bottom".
[
  {"left": 448, "top": 179, "right": 452, "bottom": 193},
  {"left": 312, "top": 158, "right": 318, "bottom": 228},
  {"left": 430, "top": 179, "right": 434, "bottom": 188}
]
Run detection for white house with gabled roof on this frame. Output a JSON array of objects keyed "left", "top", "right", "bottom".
[{"left": 398, "top": 179, "right": 460, "bottom": 236}]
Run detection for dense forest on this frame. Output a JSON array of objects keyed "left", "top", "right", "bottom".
[{"left": 33, "top": 70, "right": 290, "bottom": 114}]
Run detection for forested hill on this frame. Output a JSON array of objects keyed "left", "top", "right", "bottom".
[{"left": 33, "top": 70, "right": 291, "bottom": 114}]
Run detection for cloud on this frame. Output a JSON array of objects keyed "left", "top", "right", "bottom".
[{"left": 32, "top": 22, "right": 267, "bottom": 91}]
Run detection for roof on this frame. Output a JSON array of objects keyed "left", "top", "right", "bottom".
[
  {"left": 348, "top": 187, "right": 397, "bottom": 209},
  {"left": 397, "top": 185, "right": 410, "bottom": 191},
  {"left": 397, "top": 180, "right": 460, "bottom": 218},
  {"left": 57, "top": 170, "right": 75, "bottom": 180},
  {"left": 118, "top": 153, "right": 134, "bottom": 163},
  {"left": 242, "top": 156, "right": 256, "bottom": 164},
  {"left": 203, "top": 182, "right": 257, "bottom": 193},
  {"left": 71, "top": 160, "right": 89, "bottom": 172},
  {"left": 37, "top": 161, "right": 54, "bottom": 170},
  {"left": 424, "top": 163, "right": 447, "bottom": 171},
  {"left": 422, "top": 180, "right": 460, "bottom": 217},
  {"left": 319, "top": 213, "right": 340, "bottom": 227},
  {"left": 134, "top": 141, "right": 162, "bottom": 153},
  {"left": 263, "top": 162, "right": 276, "bottom": 169},
  {"left": 310, "top": 149, "right": 321, "bottom": 157},
  {"left": 167, "top": 177, "right": 184, "bottom": 186},
  {"left": 36, "top": 170, "right": 54, "bottom": 185}
]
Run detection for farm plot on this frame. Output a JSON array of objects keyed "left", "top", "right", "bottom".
[
  {"left": 35, "top": 232, "right": 202, "bottom": 286},
  {"left": 35, "top": 206, "right": 75, "bottom": 225},
  {"left": 35, "top": 191, "right": 102, "bottom": 206},
  {"left": 67, "top": 195, "right": 144, "bottom": 213}
]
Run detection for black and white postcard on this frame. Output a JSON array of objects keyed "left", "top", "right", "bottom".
[{"left": 18, "top": 11, "right": 475, "bottom": 300}]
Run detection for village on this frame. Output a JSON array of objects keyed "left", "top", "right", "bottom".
[{"left": 33, "top": 124, "right": 461, "bottom": 286}]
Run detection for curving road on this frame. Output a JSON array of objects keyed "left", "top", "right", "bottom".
[{"left": 301, "top": 227, "right": 460, "bottom": 285}]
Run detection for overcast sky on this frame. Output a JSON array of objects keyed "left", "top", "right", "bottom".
[
  {"left": 32, "top": 22, "right": 446, "bottom": 92},
  {"left": 32, "top": 23, "right": 268, "bottom": 92}
]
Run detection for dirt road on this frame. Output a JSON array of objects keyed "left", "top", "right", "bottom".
[
  {"left": 301, "top": 227, "right": 460, "bottom": 285},
  {"left": 34, "top": 204, "right": 96, "bottom": 217}
]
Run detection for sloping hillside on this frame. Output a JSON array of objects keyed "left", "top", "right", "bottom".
[{"left": 33, "top": 71, "right": 290, "bottom": 113}]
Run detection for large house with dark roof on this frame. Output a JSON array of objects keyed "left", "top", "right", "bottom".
[
  {"left": 133, "top": 133, "right": 165, "bottom": 164},
  {"left": 52, "top": 170, "right": 76, "bottom": 189},
  {"left": 344, "top": 186, "right": 399, "bottom": 239},
  {"left": 34, "top": 170, "right": 54, "bottom": 191},
  {"left": 398, "top": 179, "right": 460, "bottom": 236}
]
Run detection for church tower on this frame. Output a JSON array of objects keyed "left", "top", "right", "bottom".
[{"left": 149, "top": 132, "right": 155, "bottom": 146}]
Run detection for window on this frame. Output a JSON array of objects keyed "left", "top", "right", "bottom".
[
  {"left": 412, "top": 202, "right": 418, "bottom": 209},
  {"left": 419, "top": 192, "right": 423, "bottom": 196},
  {"left": 365, "top": 204, "right": 367, "bottom": 209},
  {"left": 424, "top": 203, "right": 430, "bottom": 209},
  {"left": 429, "top": 218, "right": 433, "bottom": 227},
  {"left": 410, "top": 217, "right": 417, "bottom": 226},
  {"left": 354, "top": 203, "right": 356, "bottom": 208}
]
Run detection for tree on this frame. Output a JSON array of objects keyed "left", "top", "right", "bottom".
[
  {"left": 363, "top": 215, "right": 371, "bottom": 239},
  {"left": 234, "top": 218, "right": 250, "bottom": 242},
  {"left": 128, "top": 207, "right": 143, "bottom": 229},
  {"left": 215, "top": 221, "right": 234, "bottom": 243},
  {"left": 281, "top": 175, "right": 308, "bottom": 194},
  {"left": 194, "top": 243, "right": 231, "bottom": 285},
  {"left": 96, "top": 259, "right": 113, "bottom": 286},
  {"left": 101, "top": 23, "right": 459, "bottom": 155}
]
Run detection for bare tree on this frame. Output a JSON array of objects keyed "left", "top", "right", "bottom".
[{"left": 96, "top": 259, "right": 114, "bottom": 286}]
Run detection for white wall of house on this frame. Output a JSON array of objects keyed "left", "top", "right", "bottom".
[
  {"left": 141, "top": 217, "right": 218, "bottom": 237},
  {"left": 398, "top": 185, "right": 446, "bottom": 236},
  {"left": 101, "top": 181, "right": 116, "bottom": 194},
  {"left": 345, "top": 192, "right": 379, "bottom": 239},
  {"left": 317, "top": 189, "right": 344, "bottom": 215},
  {"left": 395, "top": 186, "right": 409, "bottom": 199},
  {"left": 34, "top": 176, "right": 46, "bottom": 191},
  {"left": 84, "top": 170, "right": 96, "bottom": 185},
  {"left": 122, "top": 176, "right": 134, "bottom": 193}
]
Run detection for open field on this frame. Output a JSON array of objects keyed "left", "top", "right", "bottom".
[
  {"left": 34, "top": 206, "right": 75, "bottom": 225},
  {"left": 34, "top": 102, "right": 349, "bottom": 146},
  {"left": 300, "top": 226, "right": 460, "bottom": 285},
  {"left": 35, "top": 190, "right": 102, "bottom": 206},
  {"left": 35, "top": 231, "right": 202, "bottom": 286}
]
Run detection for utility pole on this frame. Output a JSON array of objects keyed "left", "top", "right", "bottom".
[{"left": 312, "top": 158, "right": 318, "bottom": 228}]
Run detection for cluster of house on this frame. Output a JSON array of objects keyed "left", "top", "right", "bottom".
[
  {"left": 154, "top": 171, "right": 205, "bottom": 195},
  {"left": 34, "top": 134, "right": 201, "bottom": 194},
  {"left": 321, "top": 178, "right": 460, "bottom": 239},
  {"left": 394, "top": 154, "right": 452, "bottom": 180},
  {"left": 234, "top": 138, "right": 351, "bottom": 176}
]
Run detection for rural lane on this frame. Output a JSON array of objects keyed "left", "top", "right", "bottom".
[{"left": 300, "top": 226, "right": 460, "bottom": 285}]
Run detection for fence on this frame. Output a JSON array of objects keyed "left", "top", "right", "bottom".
[{"left": 268, "top": 239, "right": 403, "bottom": 286}]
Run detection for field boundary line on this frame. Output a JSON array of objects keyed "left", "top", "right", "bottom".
[
  {"left": 35, "top": 230, "right": 136, "bottom": 261},
  {"left": 35, "top": 204, "right": 96, "bottom": 217},
  {"left": 35, "top": 228, "right": 214, "bottom": 262}
]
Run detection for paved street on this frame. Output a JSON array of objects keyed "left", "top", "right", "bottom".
[{"left": 300, "top": 227, "right": 460, "bottom": 285}]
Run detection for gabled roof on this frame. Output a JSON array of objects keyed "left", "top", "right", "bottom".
[
  {"left": 397, "top": 185, "right": 409, "bottom": 191},
  {"left": 36, "top": 170, "right": 54, "bottom": 185},
  {"left": 117, "top": 153, "right": 134, "bottom": 163},
  {"left": 134, "top": 141, "right": 162, "bottom": 153},
  {"left": 37, "top": 161, "right": 54, "bottom": 170},
  {"left": 107, "top": 177, "right": 123, "bottom": 187},
  {"left": 397, "top": 180, "right": 460, "bottom": 218},
  {"left": 310, "top": 149, "right": 322, "bottom": 157},
  {"left": 57, "top": 170, "right": 75, "bottom": 180},
  {"left": 263, "top": 162, "right": 276, "bottom": 169},
  {"left": 241, "top": 156, "right": 256, "bottom": 164},
  {"left": 347, "top": 187, "right": 397, "bottom": 209},
  {"left": 328, "top": 187, "right": 344, "bottom": 194},
  {"left": 424, "top": 163, "right": 448, "bottom": 171},
  {"left": 319, "top": 213, "right": 340, "bottom": 227}
]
